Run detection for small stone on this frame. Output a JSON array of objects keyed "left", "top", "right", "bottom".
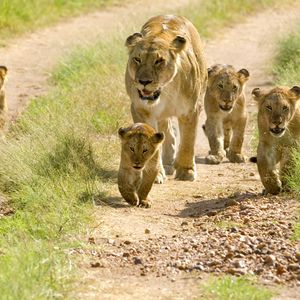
[
  {"left": 249, "top": 172, "right": 255, "bottom": 176},
  {"left": 124, "top": 240, "right": 131, "bottom": 245},
  {"left": 88, "top": 237, "right": 95, "bottom": 244},
  {"left": 91, "top": 262, "right": 101, "bottom": 268},
  {"left": 108, "top": 239, "right": 115, "bottom": 245},
  {"left": 145, "top": 228, "right": 151, "bottom": 234},
  {"left": 133, "top": 257, "right": 143, "bottom": 265},
  {"left": 123, "top": 252, "right": 130, "bottom": 258},
  {"left": 233, "top": 260, "right": 246, "bottom": 268},
  {"left": 287, "top": 264, "right": 299, "bottom": 271},
  {"left": 181, "top": 221, "right": 188, "bottom": 226},
  {"left": 276, "top": 264, "right": 286, "bottom": 275},
  {"left": 295, "top": 252, "right": 300, "bottom": 261},
  {"left": 264, "top": 255, "right": 276, "bottom": 266}
]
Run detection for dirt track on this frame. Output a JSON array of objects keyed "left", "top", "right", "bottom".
[{"left": 1, "top": 0, "right": 300, "bottom": 299}]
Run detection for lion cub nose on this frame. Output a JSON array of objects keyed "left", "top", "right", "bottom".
[{"left": 139, "top": 79, "right": 153, "bottom": 86}]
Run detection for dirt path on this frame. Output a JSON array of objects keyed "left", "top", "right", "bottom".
[
  {"left": 75, "top": 3, "right": 300, "bottom": 300},
  {"left": 0, "top": 0, "right": 190, "bottom": 123}
]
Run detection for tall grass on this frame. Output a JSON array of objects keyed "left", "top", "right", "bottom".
[
  {"left": 0, "top": 0, "right": 125, "bottom": 44},
  {"left": 273, "top": 25, "right": 300, "bottom": 240}
]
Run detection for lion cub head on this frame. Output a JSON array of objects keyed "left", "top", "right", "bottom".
[
  {"left": 0, "top": 66, "right": 7, "bottom": 89},
  {"left": 252, "top": 86, "right": 300, "bottom": 138},
  {"left": 118, "top": 123, "right": 164, "bottom": 170},
  {"left": 207, "top": 64, "right": 249, "bottom": 113},
  {"left": 125, "top": 32, "right": 186, "bottom": 105}
]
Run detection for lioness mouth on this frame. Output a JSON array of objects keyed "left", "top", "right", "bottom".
[
  {"left": 219, "top": 105, "right": 232, "bottom": 112},
  {"left": 133, "top": 166, "right": 143, "bottom": 170},
  {"left": 138, "top": 89, "right": 161, "bottom": 101},
  {"left": 270, "top": 127, "right": 285, "bottom": 135}
]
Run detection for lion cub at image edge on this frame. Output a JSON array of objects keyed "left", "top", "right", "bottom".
[
  {"left": 118, "top": 123, "right": 164, "bottom": 208},
  {"left": 203, "top": 64, "right": 249, "bottom": 164},
  {"left": 252, "top": 85, "right": 300, "bottom": 195},
  {"left": 0, "top": 66, "right": 8, "bottom": 137}
]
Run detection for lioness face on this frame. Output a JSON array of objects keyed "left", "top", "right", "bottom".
[
  {"left": 252, "top": 86, "right": 300, "bottom": 138},
  {"left": 119, "top": 123, "right": 164, "bottom": 170},
  {"left": 126, "top": 33, "right": 186, "bottom": 105},
  {"left": 208, "top": 65, "right": 249, "bottom": 113},
  {"left": 0, "top": 66, "right": 7, "bottom": 88}
]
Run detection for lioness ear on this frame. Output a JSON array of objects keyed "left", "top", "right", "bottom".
[
  {"left": 252, "top": 88, "right": 262, "bottom": 101},
  {"left": 290, "top": 86, "right": 300, "bottom": 99},
  {"left": 118, "top": 127, "right": 127, "bottom": 139},
  {"left": 238, "top": 68, "right": 250, "bottom": 82},
  {"left": 151, "top": 132, "right": 165, "bottom": 144},
  {"left": 171, "top": 35, "right": 186, "bottom": 52},
  {"left": 0, "top": 66, "right": 7, "bottom": 79},
  {"left": 125, "top": 33, "right": 143, "bottom": 48}
]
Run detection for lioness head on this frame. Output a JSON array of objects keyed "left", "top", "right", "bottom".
[
  {"left": 207, "top": 64, "right": 249, "bottom": 113},
  {"left": 252, "top": 86, "right": 300, "bottom": 138},
  {"left": 125, "top": 32, "right": 186, "bottom": 105},
  {"left": 0, "top": 66, "right": 7, "bottom": 88},
  {"left": 118, "top": 123, "right": 164, "bottom": 170}
]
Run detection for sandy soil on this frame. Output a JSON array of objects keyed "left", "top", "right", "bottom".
[{"left": 1, "top": 0, "right": 300, "bottom": 299}]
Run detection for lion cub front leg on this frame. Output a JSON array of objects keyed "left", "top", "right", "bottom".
[
  {"left": 205, "top": 118, "right": 226, "bottom": 164},
  {"left": 257, "top": 144, "right": 282, "bottom": 194},
  {"left": 118, "top": 171, "right": 141, "bottom": 206},
  {"left": 227, "top": 116, "right": 247, "bottom": 163}
]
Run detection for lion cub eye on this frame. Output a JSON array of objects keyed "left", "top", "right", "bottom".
[
  {"left": 266, "top": 105, "right": 272, "bottom": 111},
  {"left": 143, "top": 149, "right": 148, "bottom": 153},
  {"left": 155, "top": 58, "right": 164, "bottom": 65},
  {"left": 218, "top": 83, "right": 224, "bottom": 89},
  {"left": 133, "top": 57, "right": 141, "bottom": 64},
  {"left": 130, "top": 146, "right": 135, "bottom": 152},
  {"left": 233, "top": 85, "right": 238, "bottom": 92},
  {"left": 283, "top": 105, "right": 289, "bottom": 111}
]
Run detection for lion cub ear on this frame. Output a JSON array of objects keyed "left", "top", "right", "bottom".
[
  {"left": 290, "top": 86, "right": 300, "bottom": 99},
  {"left": 0, "top": 66, "right": 7, "bottom": 79},
  {"left": 118, "top": 127, "right": 128, "bottom": 139},
  {"left": 151, "top": 132, "right": 165, "bottom": 144},
  {"left": 125, "top": 33, "right": 143, "bottom": 48},
  {"left": 171, "top": 36, "right": 186, "bottom": 53},
  {"left": 252, "top": 88, "right": 262, "bottom": 101},
  {"left": 237, "top": 68, "right": 250, "bottom": 82}
]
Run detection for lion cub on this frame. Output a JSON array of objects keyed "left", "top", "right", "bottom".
[
  {"left": 0, "top": 66, "right": 8, "bottom": 137},
  {"left": 252, "top": 86, "right": 300, "bottom": 195},
  {"left": 118, "top": 123, "right": 164, "bottom": 207},
  {"left": 204, "top": 64, "right": 249, "bottom": 164}
]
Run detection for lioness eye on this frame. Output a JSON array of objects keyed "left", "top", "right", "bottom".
[
  {"left": 233, "top": 85, "right": 238, "bottom": 91},
  {"left": 130, "top": 147, "right": 135, "bottom": 152},
  {"left": 143, "top": 149, "right": 148, "bottom": 153},
  {"left": 266, "top": 105, "right": 272, "bottom": 111},
  {"left": 283, "top": 105, "right": 289, "bottom": 111},
  {"left": 133, "top": 57, "right": 141, "bottom": 64},
  {"left": 218, "top": 83, "right": 224, "bottom": 89},
  {"left": 155, "top": 58, "right": 164, "bottom": 65}
]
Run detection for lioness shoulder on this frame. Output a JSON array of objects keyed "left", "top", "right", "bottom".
[
  {"left": 204, "top": 64, "right": 249, "bottom": 164},
  {"left": 118, "top": 123, "right": 164, "bottom": 208},
  {"left": 252, "top": 85, "right": 300, "bottom": 194},
  {"left": 0, "top": 66, "right": 8, "bottom": 136}
]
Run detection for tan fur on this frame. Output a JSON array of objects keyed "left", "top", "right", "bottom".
[
  {"left": 118, "top": 123, "right": 164, "bottom": 208},
  {"left": 0, "top": 66, "right": 7, "bottom": 137},
  {"left": 204, "top": 64, "right": 249, "bottom": 164},
  {"left": 253, "top": 86, "right": 300, "bottom": 194},
  {"left": 125, "top": 15, "right": 207, "bottom": 182}
]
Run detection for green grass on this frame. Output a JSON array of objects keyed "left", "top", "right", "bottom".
[
  {"left": 0, "top": 0, "right": 126, "bottom": 44},
  {"left": 0, "top": 0, "right": 295, "bottom": 297},
  {"left": 180, "top": 0, "right": 291, "bottom": 38},
  {"left": 202, "top": 276, "right": 274, "bottom": 300}
]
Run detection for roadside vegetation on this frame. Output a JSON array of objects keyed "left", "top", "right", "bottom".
[
  {"left": 273, "top": 24, "right": 300, "bottom": 240},
  {"left": 0, "top": 0, "right": 126, "bottom": 45},
  {"left": 0, "top": 0, "right": 295, "bottom": 298}
]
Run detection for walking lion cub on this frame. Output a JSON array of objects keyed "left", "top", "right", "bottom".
[
  {"left": 252, "top": 86, "right": 300, "bottom": 194},
  {"left": 0, "top": 66, "right": 8, "bottom": 137},
  {"left": 118, "top": 123, "right": 164, "bottom": 208},
  {"left": 203, "top": 64, "right": 249, "bottom": 164}
]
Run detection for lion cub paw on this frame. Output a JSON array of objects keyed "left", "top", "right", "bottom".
[
  {"left": 155, "top": 171, "right": 166, "bottom": 184},
  {"left": 226, "top": 151, "right": 246, "bottom": 163},
  {"left": 205, "top": 154, "right": 223, "bottom": 165},
  {"left": 175, "top": 167, "right": 195, "bottom": 181}
]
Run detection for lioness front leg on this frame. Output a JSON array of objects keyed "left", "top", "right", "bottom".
[
  {"left": 158, "top": 118, "right": 176, "bottom": 175},
  {"left": 205, "top": 118, "right": 225, "bottom": 164},
  {"left": 227, "top": 116, "right": 247, "bottom": 163},
  {"left": 257, "top": 145, "right": 282, "bottom": 195},
  {"left": 175, "top": 112, "right": 199, "bottom": 181}
]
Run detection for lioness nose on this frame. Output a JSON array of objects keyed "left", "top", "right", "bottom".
[{"left": 139, "top": 79, "right": 152, "bottom": 86}]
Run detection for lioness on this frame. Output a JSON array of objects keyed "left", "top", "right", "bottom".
[
  {"left": 125, "top": 15, "right": 207, "bottom": 182},
  {"left": 203, "top": 64, "right": 249, "bottom": 164},
  {"left": 118, "top": 123, "right": 164, "bottom": 208},
  {"left": 252, "top": 86, "right": 300, "bottom": 194},
  {"left": 0, "top": 66, "right": 7, "bottom": 137}
]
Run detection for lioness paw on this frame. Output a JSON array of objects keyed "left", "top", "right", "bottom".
[
  {"left": 205, "top": 154, "right": 223, "bottom": 165},
  {"left": 139, "top": 199, "right": 152, "bottom": 208},
  {"left": 164, "top": 164, "right": 175, "bottom": 176},
  {"left": 227, "top": 151, "right": 246, "bottom": 163},
  {"left": 175, "top": 167, "right": 195, "bottom": 181}
]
